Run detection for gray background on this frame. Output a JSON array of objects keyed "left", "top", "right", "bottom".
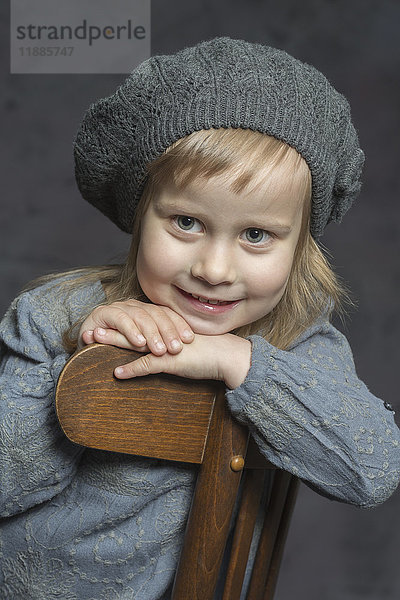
[{"left": 1, "top": 1, "right": 399, "bottom": 598}]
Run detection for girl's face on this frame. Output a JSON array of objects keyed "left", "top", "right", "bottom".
[{"left": 136, "top": 171, "right": 305, "bottom": 335}]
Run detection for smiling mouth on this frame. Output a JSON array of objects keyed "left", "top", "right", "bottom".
[
  {"left": 177, "top": 288, "right": 240, "bottom": 306},
  {"left": 190, "top": 293, "right": 235, "bottom": 306}
]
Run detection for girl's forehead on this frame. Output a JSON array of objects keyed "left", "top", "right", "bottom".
[
  {"left": 170, "top": 150, "right": 310, "bottom": 198},
  {"left": 156, "top": 170, "right": 305, "bottom": 225},
  {"left": 177, "top": 166, "right": 305, "bottom": 206}
]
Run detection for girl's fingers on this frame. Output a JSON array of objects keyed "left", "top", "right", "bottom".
[
  {"left": 83, "top": 310, "right": 170, "bottom": 356},
  {"left": 163, "top": 309, "right": 195, "bottom": 345},
  {"left": 92, "top": 327, "right": 148, "bottom": 352},
  {"left": 125, "top": 306, "right": 189, "bottom": 355},
  {"left": 79, "top": 306, "right": 147, "bottom": 348},
  {"left": 125, "top": 309, "right": 171, "bottom": 355},
  {"left": 114, "top": 353, "right": 167, "bottom": 379},
  {"left": 112, "top": 332, "right": 249, "bottom": 388},
  {"left": 140, "top": 305, "right": 195, "bottom": 353},
  {"left": 80, "top": 330, "right": 94, "bottom": 347},
  {"left": 111, "top": 302, "right": 195, "bottom": 350},
  {"left": 112, "top": 336, "right": 216, "bottom": 381},
  {"left": 78, "top": 301, "right": 195, "bottom": 354}
]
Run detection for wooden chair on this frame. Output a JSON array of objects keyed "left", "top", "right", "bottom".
[{"left": 55, "top": 343, "right": 299, "bottom": 600}]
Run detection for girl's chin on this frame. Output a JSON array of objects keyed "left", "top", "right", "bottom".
[
  {"left": 192, "top": 328, "right": 232, "bottom": 336},
  {"left": 184, "top": 318, "right": 239, "bottom": 336}
]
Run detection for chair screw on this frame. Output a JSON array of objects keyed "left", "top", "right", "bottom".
[{"left": 230, "top": 456, "right": 245, "bottom": 472}]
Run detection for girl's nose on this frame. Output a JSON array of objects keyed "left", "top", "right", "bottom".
[{"left": 190, "top": 245, "right": 236, "bottom": 286}]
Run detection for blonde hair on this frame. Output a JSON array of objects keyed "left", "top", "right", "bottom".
[{"left": 34, "top": 128, "right": 348, "bottom": 352}]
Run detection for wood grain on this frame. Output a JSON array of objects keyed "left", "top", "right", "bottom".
[
  {"left": 172, "top": 385, "right": 249, "bottom": 599},
  {"left": 246, "top": 471, "right": 299, "bottom": 600},
  {"left": 222, "top": 469, "right": 266, "bottom": 600},
  {"left": 56, "top": 343, "right": 220, "bottom": 463}
]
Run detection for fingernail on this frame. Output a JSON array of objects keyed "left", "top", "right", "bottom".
[
  {"left": 137, "top": 334, "right": 146, "bottom": 345},
  {"left": 182, "top": 330, "right": 194, "bottom": 340},
  {"left": 96, "top": 328, "right": 107, "bottom": 336},
  {"left": 170, "top": 339, "right": 182, "bottom": 351},
  {"left": 155, "top": 340, "right": 166, "bottom": 351},
  {"left": 114, "top": 367, "right": 124, "bottom": 376}
]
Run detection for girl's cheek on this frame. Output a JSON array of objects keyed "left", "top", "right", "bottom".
[{"left": 251, "top": 258, "right": 292, "bottom": 296}]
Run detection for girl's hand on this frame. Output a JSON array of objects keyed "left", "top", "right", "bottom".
[
  {"left": 78, "top": 300, "right": 194, "bottom": 355},
  {"left": 113, "top": 333, "right": 252, "bottom": 390}
]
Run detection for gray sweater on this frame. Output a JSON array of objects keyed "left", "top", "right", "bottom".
[{"left": 1, "top": 275, "right": 399, "bottom": 599}]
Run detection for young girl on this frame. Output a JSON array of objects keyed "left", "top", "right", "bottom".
[{"left": 1, "top": 37, "right": 399, "bottom": 599}]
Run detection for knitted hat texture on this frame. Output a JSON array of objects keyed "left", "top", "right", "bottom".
[{"left": 74, "top": 37, "right": 364, "bottom": 239}]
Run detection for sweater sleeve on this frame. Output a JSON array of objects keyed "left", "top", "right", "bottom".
[
  {"left": 0, "top": 279, "right": 104, "bottom": 518},
  {"left": 226, "top": 319, "right": 400, "bottom": 508}
]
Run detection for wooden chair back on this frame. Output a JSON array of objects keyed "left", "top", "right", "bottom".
[{"left": 55, "top": 343, "right": 299, "bottom": 600}]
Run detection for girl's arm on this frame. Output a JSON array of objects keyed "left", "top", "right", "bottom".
[
  {"left": 0, "top": 281, "right": 102, "bottom": 518},
  {"left": 80, "top": 300, "right": 400, "bottom": 508},
  {"left": 226, "top": 319, "right": 400, "bottom": 508}
]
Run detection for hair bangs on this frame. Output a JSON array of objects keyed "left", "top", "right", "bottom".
[{"left": 146, "top": 128, "right": 311, "bottom": 204}]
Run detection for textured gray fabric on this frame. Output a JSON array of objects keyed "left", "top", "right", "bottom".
[
  {"left": 74, "top": 36, "right": 365, "bottom": 239},
  {"left": 1, "top": 275, "right": 399, "bottom": 597}
]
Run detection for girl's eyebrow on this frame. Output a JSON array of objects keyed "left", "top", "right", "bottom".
[
  {"left": 260, "top": 220, "right": 293, "bottom": 233},
  {"left": 154, "top": 194, "right": 295, "bottom": 232},
  {"left": 153, "top": 195, "right": 188, "bottom": 211},
  {"left": 153, "top": 195, "right": 205, "bottom": 217},
  {"left": 235, "top": 212, "right": 295, "bottom": 232}
]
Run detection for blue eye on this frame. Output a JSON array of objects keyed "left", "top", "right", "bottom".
[
  {"left": 175, "top": 216, "right": 201, "bottom": 231},
  {"left": 244, "top": 228, "right": 270, "bottom": 244},
  {"left": 177, "top": 216, "right": 194, "bottom": 230}
]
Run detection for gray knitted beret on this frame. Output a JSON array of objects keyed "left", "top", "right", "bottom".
[{"left": 74, "top": 37, "right": 364, "bottom": 239}]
